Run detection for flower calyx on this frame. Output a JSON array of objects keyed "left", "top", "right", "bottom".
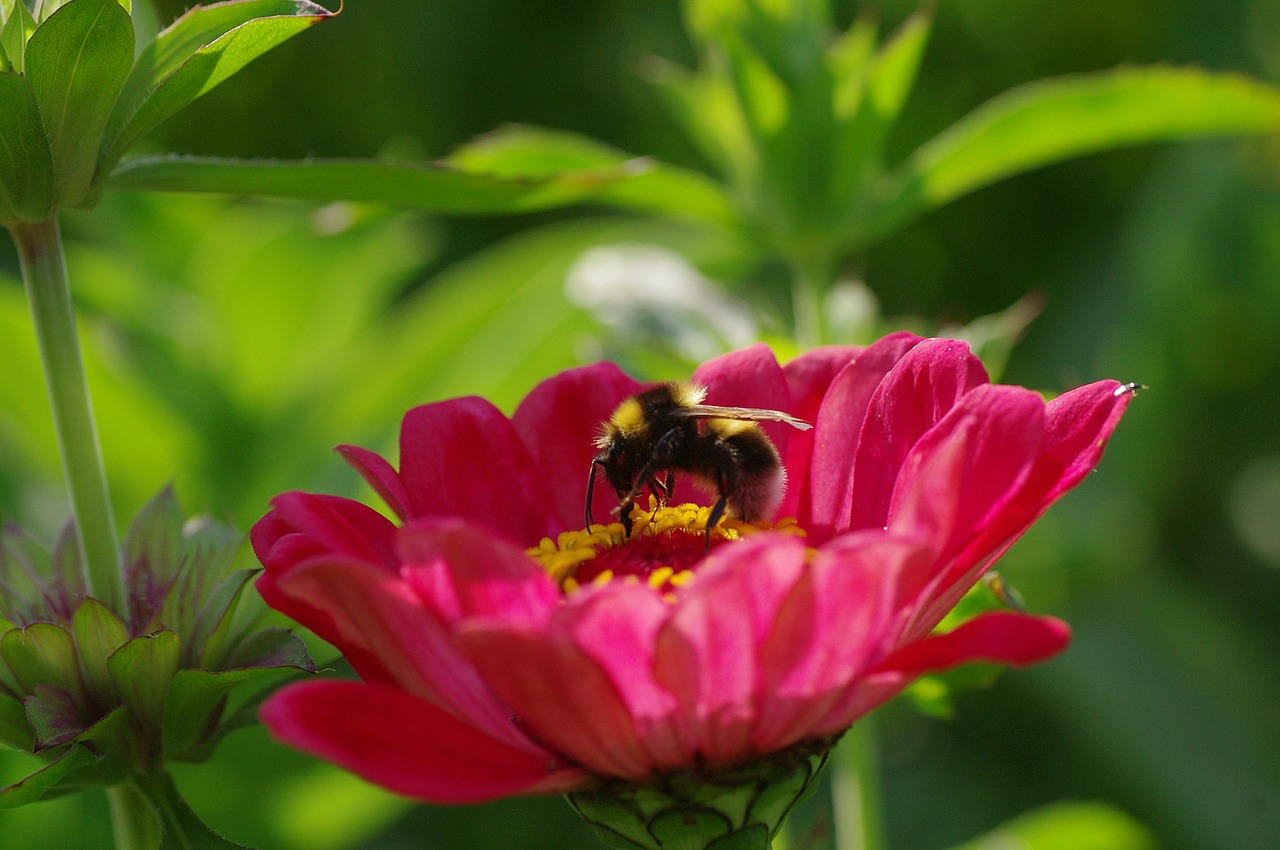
[
  {"left": 0, "top": 487, "right": 316, "bottom": 808},
  {"left": 567, "top": 737, "right": 834, "bottom": 850}
]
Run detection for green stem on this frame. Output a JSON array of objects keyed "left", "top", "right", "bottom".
[
  {"left": 830, "top": 719, "right": 885, "bottom": 850},
  {"left": 789, "top": 253, "right": 837, "bottom": 348},
  {"left": 108, "top": 781, "right": 163, "bottom": 850},
  {"left": 127, "top": 770, "right": 250, "bottom": 849},
  {"left": 9, "top": 217, "right": 125, "bottom": 613}
]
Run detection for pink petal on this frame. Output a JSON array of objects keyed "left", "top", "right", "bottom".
[
  {"left": 654, "top": 535, "right": 807, "bottom": 764},
  {"left": 561, "top": 585, "right": 693, "bottom": 771},
  {"left": 807, "top": 332, "right": 923, "bottom": 540},
  {"left": 979, "top": 379, "right": 1136, "bottom": 549},
  {"left": 899, "top": 381, "right": 1132, "bottom": 633},
  {"left": 261, "top": 680, "right": 586, "bottom": 803},
  {"left": 751, "top": 533, "right": 931, "bottom": 752},
  {"left": 879, "top": 610, "right": 1072, "bottom": 673},
  {"left": 885, "top": 385, "right": 1044, "bottom": 633},
  {"left": 820, "top": 611, "right": 1070, "bottom": 732},
  {"left": 397, "top": 519, "right": 558, "bottom": 628},
  {"left": 458, "top": 607, "right": 660, "bottom": 780},
  {"left": 252, "top": 491, "right": 399, "bottom": 578},
  {"left": 782, "top": 346, "right": 865, "bottom": 415},
  {"left": 511, "top": 362, "right": 641, "bottom": 531},
  {"left": 260, "top": 555, "right": 532, "bottom": 751},
  {"left": 398, "top": 398, "right": 561, "bottom": 546},
  {"left": 845, "top": 338, "right": 990, "bottom": 534},
  {"left": 777, "top": 346, "right": 862, "bottom": 520},
  {"left": 337, "top": 443, "right": 411, "bottom": 523}
]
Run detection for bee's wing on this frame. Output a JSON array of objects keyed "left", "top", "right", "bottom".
[{"left": 672, "top": 404, "right": 812, "bottom": 430}]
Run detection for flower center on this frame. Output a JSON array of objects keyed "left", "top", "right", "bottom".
[{"left": 526, "top": 499, "right": 804, "bottom": 594}]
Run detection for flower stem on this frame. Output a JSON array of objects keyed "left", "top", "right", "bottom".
[
  {"left": 789, "top": 252, "right": 836, "bottom": 348},
  {"left": 830, "top": 719, "right": 885, "bottom": 850},
  {"left": 108, "top": 781, "right": 163, "bottom": 850},
  {"left": 124, "top": 770, "right": 251, "bottom": 849},
  {"left": 9, "top": 217, "right": 125, "bottom": 613}
]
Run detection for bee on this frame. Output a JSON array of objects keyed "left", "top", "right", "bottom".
[{"left": 586, "top": 382, "right": 812, "bottom": 544}]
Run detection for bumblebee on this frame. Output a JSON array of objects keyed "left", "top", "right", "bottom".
[{"left": 586, "top": 382, "right": 811, "bottom": 543}]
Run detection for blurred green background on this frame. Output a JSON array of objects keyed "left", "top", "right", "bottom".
[{"left": 2, "top": 0, "right": 1278, "bottom": 848}]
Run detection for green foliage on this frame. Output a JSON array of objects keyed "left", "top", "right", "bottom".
[
  {"left": 99, "top": 0, "right": 1280, "bottom": 350},
  {"left": 25, "top": 0, "right": 134, "bottom": 208},
  {"left": 0, "top": 0, "right": 334, "bottom": 220},
  {"left": 944, "top": 801, "right": 1156, "bottom": 850},
  {"left": 3, "top": 0, "right": 1280, "bottom": 847},
  {"left": 0, "top": 488, "right": 314, "bottom": 823}
]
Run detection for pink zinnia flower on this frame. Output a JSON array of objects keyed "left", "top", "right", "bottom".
[{"left": 251, "top": 334, "right": 1133, "bottom": 805}]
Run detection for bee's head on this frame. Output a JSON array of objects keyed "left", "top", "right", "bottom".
[{"left": 595, "top": 427, "right": 642, "bottom": 492}]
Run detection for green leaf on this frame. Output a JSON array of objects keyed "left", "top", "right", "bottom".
[
  {"left": 867, "top": 66, "right": 1280, "bottom": 246},
  {"left": 0, "top": 623, "right": 83, "bottom": 703},
  {"left": 24, "top": 0, "right": 134, "bottom": 208},
  {"left": 24, "top": 684, "right": 87, "bottom": 749},
  {"left": 446, "top": 125, "right": 739, "bottom": 224},
  {"left": 49, "top": 521, "right": 87, "bottom": 601},
  {"left": 827, "top": 12, "right": 877, "bottom": 120},
  {"left": 0, "top": 1, "right": 37, "bottom": 73},
  {"left": 944, "top": 801, "right": 1157, "bottom": 850},
  {"left": 162, "top": 665, "right": 293, "bottom": 761},
  {"left": 0, "top": 743, "right": 96, "bottom": 808},
  {"left": 107, "top": 151, "right": 739, "bottom": 226},
  {"left": 863, "top": 6, "right": 931, "bottom": 127},
  {"left": 0, "top": 693, "right": 33, "bottom": 750},
  {"left": 123, "top": 485, "right": 186, "bottom": 590},
  {"left": 98, "top": 0, "right": 335, "bottom": 178},
  {"left": 71, "top": 597, "right": 130, "bottom": 707},
  {"left": 0, "top": 70, "right": 54, "bottom": 222},
  {"left": 643, "top": 56, "right": 758, "bottom": 187},
  {"left": 222, "top": 626, "right": 314, "bottom": 671},
  {"left": 188, "top": 569, "right": 255, "bottom": 669},
  {"left": 722, "top": 36, "right": 789, "bottom": 139},
  {"left": 107, "top": 629, "right": 179, "bottom": 738}
]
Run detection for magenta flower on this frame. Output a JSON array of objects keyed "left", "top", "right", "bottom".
[{"left": 251, "top": 334, "right": 1132, "bottom": 809}]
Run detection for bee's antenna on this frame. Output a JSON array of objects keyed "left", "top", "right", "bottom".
[{"left": 585, "top": 457, "right": 603, "bottom": 528}]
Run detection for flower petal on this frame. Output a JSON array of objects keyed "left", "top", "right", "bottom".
[
  {"left": 896, "top": 381, "right": 1132, "bottom": 634},
  {"left": 777, "top": 346, "right": 861, "bottom": 520},
  {"left": 820, "top": 611, "right": 1070, "bottom": 731},
  {"left": 252, "top": 491, "right": 399, "bottom": 578},
  {"left": 397, "top": 519, "right": 558, "bottom": 628},
  {"left": 654, "top": 535, "right": 807, "bottom": 764},
  {"left": 261, "top": 680, "right": 586, "bottom": 804},
  {"left": 983, "top": 379, "right": 1136, "bottom": 546},
  {"left": 456, "top": 583, "right": 707, "bottom": 777},
  {"left": 882, "top": 610, "right": 1072, "bottom": 672},
  {"left": 337, "top": 443, "right": 411, "bottom": 523},
  {"left": 845, "top": 338, "right": 990, "bottom": 534},
  {"left": 807, "top": 332, "right": 923, "bottom": 539},
  {"left": 751, "top": 533, "right": 930, "bottom": 752},
  {"left": 782, "top": 346, "right": 864, "bottom": 414},
  {"left": 886, "top": 385, "right": 1044, "bottom": 633},
  {"left": 259, "top": 554, "right": 531, "bottom": 750},
  {"left": 511, "top": 362, "right": 642, "bottom": 530},
  {"left": 398, "top": 398, "right": 561, "bottom": 545}
]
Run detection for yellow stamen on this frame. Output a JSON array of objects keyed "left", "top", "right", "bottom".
[{"left": 525, "top": 500, "right": 806, "bottom": 594}]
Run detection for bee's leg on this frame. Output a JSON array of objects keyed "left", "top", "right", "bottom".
[
  {"left": 616, "top": 489, "right": 635, "bottom": 536},
  {"left": 613, "top": 428, "right": 682, "bottom": 523},
  {"left": 704, "top": 494, "right": 729, "bottom": 550},
  {"left": 658, "top": 472, "right": 676, "bottom": 505}
]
